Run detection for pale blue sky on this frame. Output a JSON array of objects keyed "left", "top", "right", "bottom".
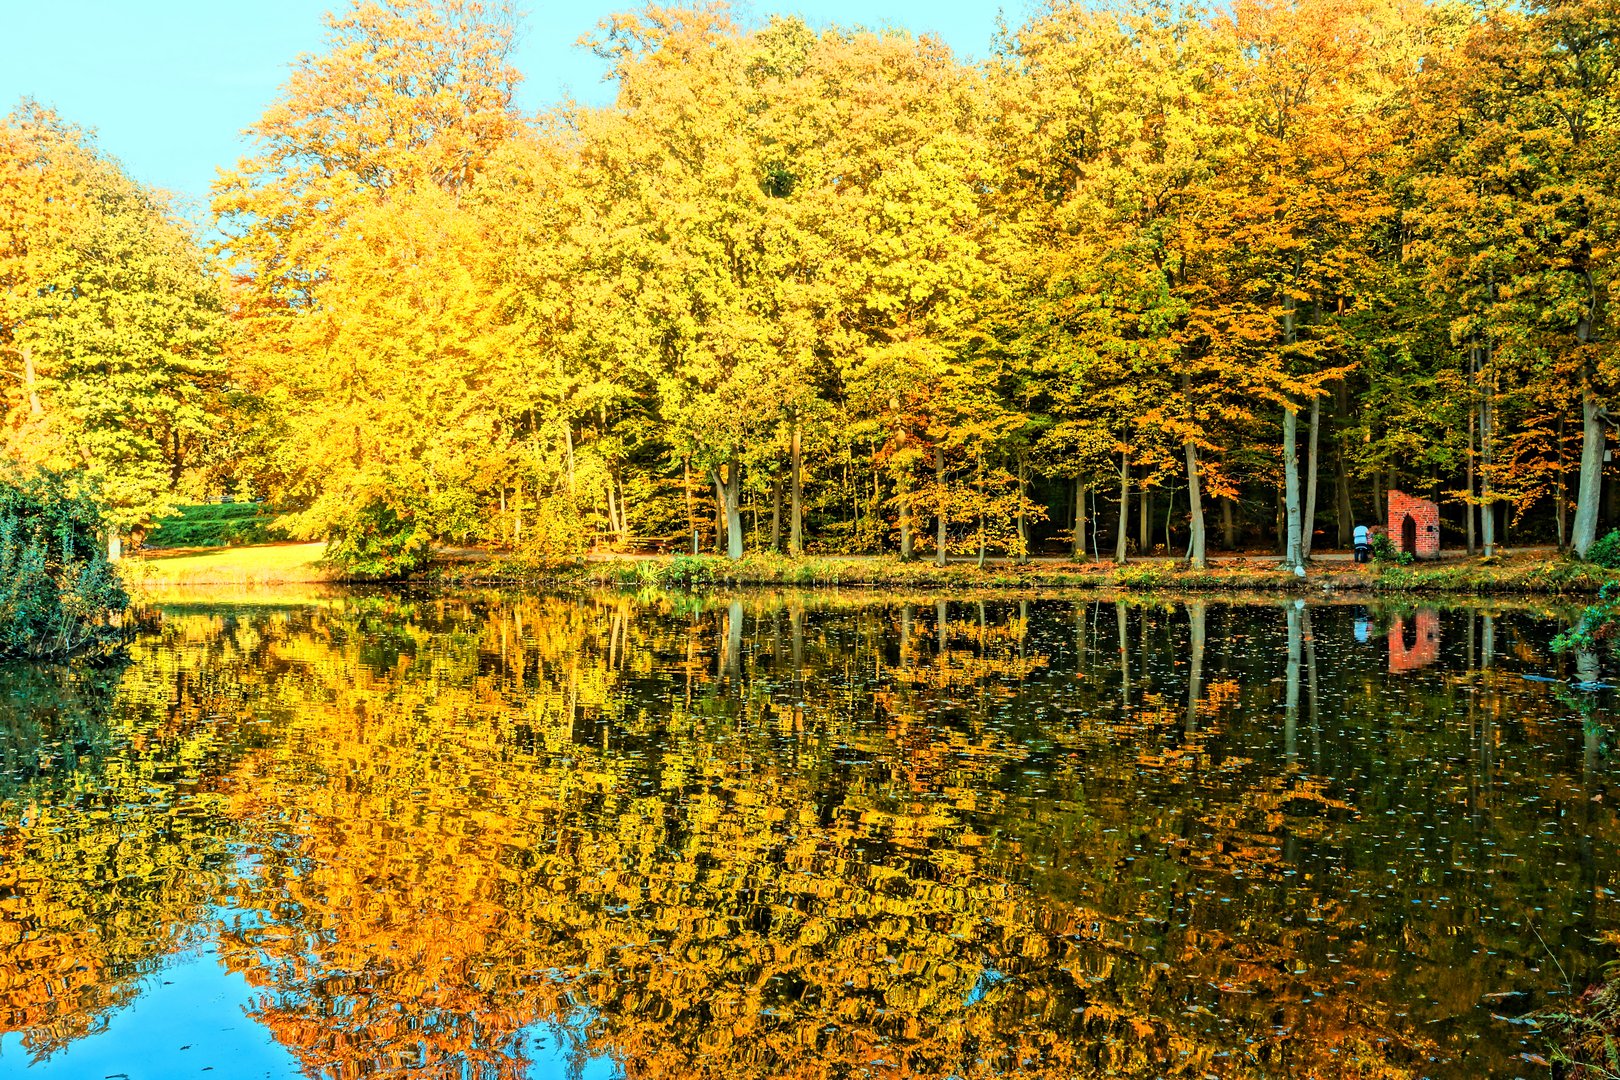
[{"left": 0, "top": 1, "right": 1018, "bottom": 214}]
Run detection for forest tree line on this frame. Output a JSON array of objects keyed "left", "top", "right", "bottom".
[{"left": 2, "top": 0, "right": 1619, "bottom": 572}]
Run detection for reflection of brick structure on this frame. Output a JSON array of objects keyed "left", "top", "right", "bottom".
[
  {"left": 1389, "top": 608, "right": 1441, "bottom": 673},
  {"left": 1388, "top": 489, "right": 1441, "bottom": 560}
]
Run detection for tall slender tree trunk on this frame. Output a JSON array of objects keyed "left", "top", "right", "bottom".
[
  {"left": 714, "top": 487, "right": 725, "bottom": 554},
  {"left": 1221, "top": 497, "right": 1236, "bottom": 551},
  {"left": 1477, "top": 341, "right": 1496, "bottom": 557},
  {"left": 1138, "top": 481, "right": 1151, "bottom": 551},
  {"left": 1334, "top": 383, "right": 1352, "bottom": 547},
  {"left": 1073, "top": 477, "right": 1087, "bottom": 561},
  {"left": 934, "top": 445, "right": 948, "bottom": 568},
  {"left": 562, "top": 420, "right": 575, "bottom": 494},
  {"left": 1573, "top": 378, "right": 1606, "bottom": 558},
  {"left": 606, "top": 474, "right": 621, "bottom": 545},
  {"left": 683, "top": 457, "right": 697, "bottom": 554},
  {"left": 1015, "top": 457, "right": 1029, "bottom": 564},
  {"left": 1114, "top": 455, "right": 1130, "bottom": 565},
  {"left": 790, "top": 411, "right": 803, "bottom": 556},
  {"left": 1556, "top": 413, "right": 1569, "bottom": 552},
  {"left": 1282, "top": 406, "right": 1304, "bottom": 573},
  {"left": 898, "top": 472, "right": 914, "bottom": 561},
  {"left": 1571, "top": 294, "right": 1606, "bottom": 558},
  {"left": 22, "top": 346, "right": 42, "bottom": 417},
  {"left": 1185, "top": 438, "right": 1207, "bottom": 569},
  {"left": 712, "top": 458, "right": 743, "bottom": 561},
  {"left": 1302, "top": 394, "right": 1320, "bottom": 558},
  {"left": 972, "top": 459, "right": 984, "bottom": 573},
  {"left": 1281, "top": 253, "right": 1304, "bottom": 573},
  {"left": 1465, "top": 404, "right": 1478, "bottom": 556},
  {"left": 770, "top": 470, "right": 782, "bottom": 552},
  {"left": 513, "top": 479, "right": 523, "bottom": 547}
]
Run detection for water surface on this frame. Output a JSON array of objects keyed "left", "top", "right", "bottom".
[{"left": 1, "top": 590, "right": 1615, "bottom": 1078}]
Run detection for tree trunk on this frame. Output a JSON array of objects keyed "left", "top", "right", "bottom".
[
  {"left": 1185, "top": 438, "right": 1207, "bottom": 569},
  {"left": 1073, "top": 477, "right": 1087, "bottom": 561},
  {"left": 1015, "top": 457, "right": 1029, "bottom": 564},
  {"left": 1221, "top": 496, "right": 1236, "bottom": 551},
  {"left": 1465, "top": 403, "right": 1477, "bottom": 555},
  {"left": 23, "top": 345, "right": 41, "bottom": 417},
  {"left": 684, "top": 457, "right": 697, "bottom": 554},
  {"left": 606, "top": 473, "right": 621, "bottom": 546},
  {"left": 770, "top": 470, "right": 782, "bottom": 553},
  {"left": 1573, "top": 378, "right": 1606, "bottom": 558},
  {"left": 976, "top": 457, "right": 987, "bottom": 569},
  {"left": 712, "top": 459, "right": 743, "bottom": 561},
  {"left": 107, "top": 528, "right": 122, "bottom": 563},
  {"left": 1334, "top": 384, "right": 1352, "bottom": 547},
  {"left": 1283, "top": 406, "right": 1304, "bottom": 573},
  {"left": 1556, "top": 413, "right": 1569, "bottom": 552},
  {"left": 790, "top": 411, "right": 804, "bottom": 555},
  {"left": 934, "top": 445, "right": 948, "bottom": 568},
  {"left": 1478, "top": 343, "right": 1496, "bottom": 558},
  {"left": 1302, "top": 394, "right": 1320, "bottom": 558},
  {"left": 1138, "top": 480, "right": 1151, "bottom": 551},
  {"left": 1114, "top": 455, "right": 1130, "bottom": 564},
  {"left": 562, "top": 420, "right": 575, "bottom": 494},
  {"left": 899, "top": 471, "right": 914, "bottom": 561},
  {"left": 514, "top": 479, "right": 523, "bottom": 547}
]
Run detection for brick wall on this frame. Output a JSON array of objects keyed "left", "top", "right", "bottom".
[{"left": 1388, "top": 489, "right": 1441, "bottom": 560}]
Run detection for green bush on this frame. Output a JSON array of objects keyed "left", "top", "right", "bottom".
[
  {"left": 1369, "top": 533, "right": 1412, "bottom": 564},
  {"left": 1586, "top": 529, "right": 1620, "bottom": 569},
  {"left": 0, "top": 472, "right": 129, "bottom": 660},
  {"left": 323, "top": 495, "right": 435, "bottom": 578},
  {"left": 657, "top": 555, "right": 720, "bottom": 589}
]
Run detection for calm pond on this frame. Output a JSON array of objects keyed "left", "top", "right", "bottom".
[{"left": 0, "top": 590, "right": 1615, "bottom": 1079}]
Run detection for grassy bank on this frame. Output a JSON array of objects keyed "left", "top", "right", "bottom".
[
  {"left": 128, "top": 543, "right": 1620, "bottom": 595},
  {"left": 128, "top": 542, "right": 337, "bottom": 587},
  {"left": 440, "top": 550, "right": 1620, "bottom": 595}
]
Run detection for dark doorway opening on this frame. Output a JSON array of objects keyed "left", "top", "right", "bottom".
[{"left": 1400, "top": 514, "right": 1417, "bottom": 555}]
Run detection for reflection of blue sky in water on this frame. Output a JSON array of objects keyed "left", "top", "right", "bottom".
[
  {"left": 0, "top": 949, "right": 300, "bottom": 1079},
  {"left": 0, "top": 947, "right": 623, "bottom": 1080}
]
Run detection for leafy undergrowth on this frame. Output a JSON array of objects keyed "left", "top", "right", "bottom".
[{"left": 1542, "top": 946, "right": 1620, "bottom": 1079}]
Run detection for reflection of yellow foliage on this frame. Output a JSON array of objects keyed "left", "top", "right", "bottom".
[{"left": 2, "top": 593, "right": 1603, "bottom": 1080}]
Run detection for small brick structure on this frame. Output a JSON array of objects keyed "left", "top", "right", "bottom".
[
  {"left": 1388, "top": 608, "right": 1441, "bottom": 673},
  {"left": 1387, "top": 489, "right": 1441, "bottom": 560}
]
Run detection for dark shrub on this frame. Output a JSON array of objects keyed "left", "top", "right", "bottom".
[{"left": 0, "top": 472, "right": 129, "bottom": 660}]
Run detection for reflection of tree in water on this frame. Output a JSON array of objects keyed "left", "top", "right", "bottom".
[
  {"left": 0, "top": 594, "right": 1614, "bottom": 1078},
  {"left": 0, "top": 624, "right": 252, "bottom": 1063}
]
